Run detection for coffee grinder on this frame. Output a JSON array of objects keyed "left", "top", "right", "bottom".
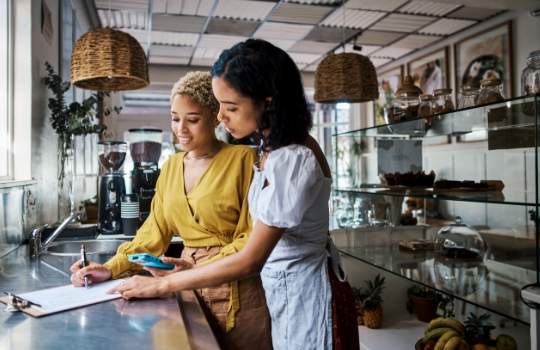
[
  {"left": 129, "top": 128, "right": 162, "bottom": 227},
  {"left": 97, "top": 141, "right": 127, "bottom": 234}
]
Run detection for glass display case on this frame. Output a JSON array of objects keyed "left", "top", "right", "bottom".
[{"left": 332, "top": 94, "right": 540, "bottom": 325}]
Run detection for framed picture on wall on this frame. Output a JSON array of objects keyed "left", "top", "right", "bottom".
[
  {"left": 454, "top": 21, "right": 514, "bottom": 102},
  {"left": 374, "top": 66, "right": 403, "bottom": 126},
  {"left": 407, "top": 47, "right": 449, "bottom": 95}
]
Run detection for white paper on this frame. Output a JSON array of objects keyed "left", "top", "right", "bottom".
[{"left": 17, "top": 279, "right": 123, "bottom": 312}]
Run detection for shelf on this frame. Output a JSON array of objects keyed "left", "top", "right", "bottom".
[
  {"left": 338, "top": 242, "right": 535, "bottom": 325},
  {"left": 335, "top": 94, "right": 539, "bottom": 139},
  {"left": 334, "top": 187, "right": 537, "bottom": 207}
]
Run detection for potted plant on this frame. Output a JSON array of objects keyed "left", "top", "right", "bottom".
[
  {"left": 79, "top": 195, "right": 98, "bottom": 222},
  {"left": 42, "top": 62, "right": 121, "bottom": 221},
  {"left": 406, "top": 285, "right": 454, "bottom": 322}
]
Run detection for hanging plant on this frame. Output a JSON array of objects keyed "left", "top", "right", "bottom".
[{"left": 41, "top": 61, "right": 122, "bottom": 180}]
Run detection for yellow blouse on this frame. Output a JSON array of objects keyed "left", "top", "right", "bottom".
[{"left": 105, "top": 143, "right": 257, "bottom": 331}]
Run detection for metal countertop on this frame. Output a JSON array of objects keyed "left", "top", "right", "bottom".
[{"left": 0, "top": 245, "right": 219, "bottom": 350}]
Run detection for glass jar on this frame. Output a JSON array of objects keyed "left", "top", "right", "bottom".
[
  {"left": 521, "top": 50, "right": 540, "bottom": 95},
  {"left": 458, "top": 84, "right": 480, "bottom": 109},
  {"left": 418, "top": 94, "right": 434, "bottom": 117},
  {"left": 432, "top": 88, "right": 455, "bottom": 113},
  {"left": 433, "top": 216, "right": 487, "bottom": 296},
  {"left": 419, "top": 94, "right": 436, "bottom": 130},
  {"left": 335, "top": 204, "right": 354, "bottom": 229},
  {"left": 392, "top": 75, "right": 422, "bottom": 121},
  {"left": 477, "top": 78, "right": 505, "bottom": 106}
]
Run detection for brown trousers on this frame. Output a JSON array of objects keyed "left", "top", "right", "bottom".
[{"left": 181, "top": 246, "right": 273, "bottom": 350}]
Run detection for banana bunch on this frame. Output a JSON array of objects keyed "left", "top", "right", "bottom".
[{"left": 422, "top": 317, "right": 468, "bottom": 350}]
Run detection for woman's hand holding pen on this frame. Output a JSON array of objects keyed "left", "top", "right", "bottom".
[
  {"left": 144, "top": 257, "right": 194, "bottom": 277},
  {"left": 107, "top": 275, "right": 172, "bottom": 300},
  {"left": 70, "top": 261, "right": 112, "bottom": 287}
]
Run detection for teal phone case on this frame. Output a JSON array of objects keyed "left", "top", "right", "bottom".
[{"left": 128, "top": 253, "right": 175, "bottom": 270}]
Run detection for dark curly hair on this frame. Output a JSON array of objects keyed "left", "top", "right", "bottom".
[{"left": 211, "top": 39, "right": 312, "bottom": 151}]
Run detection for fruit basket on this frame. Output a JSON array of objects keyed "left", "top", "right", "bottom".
[{"left": 414, "top": 338, "right": 423, "bottom": 350}]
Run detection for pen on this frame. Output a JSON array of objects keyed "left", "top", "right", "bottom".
[{"left": 80, "top": 245, "right": 89, "bottom": 289}]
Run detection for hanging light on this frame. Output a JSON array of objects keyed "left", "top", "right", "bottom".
[
  {"left": 70, "top": 27, "right": 149, "bottom": 91},
  {"left": 314, "top": 2, "right": 378, "bottom": 103},
  {"left": 314, "top": 52, "right": 378, "bottom": 103}
]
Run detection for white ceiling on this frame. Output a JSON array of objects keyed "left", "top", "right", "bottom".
[{"left": 91, "top": 0, "right": 530, "bottom": 71}]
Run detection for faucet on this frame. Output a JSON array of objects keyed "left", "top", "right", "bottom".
[{"left": 28, "top": 213, "right": 83, "bottom": 258}]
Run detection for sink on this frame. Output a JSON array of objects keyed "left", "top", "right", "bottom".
[{"left": 44, "top": 239, "right": 129, "bottom": 256}]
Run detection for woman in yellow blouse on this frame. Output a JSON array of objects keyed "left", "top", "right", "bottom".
[{"left": 70, "top": 71, "right": 272, "bottom": 350}]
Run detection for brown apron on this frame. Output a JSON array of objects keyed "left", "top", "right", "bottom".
[{"left": 181, "top": 246, "right": 273, "bottom": 350}]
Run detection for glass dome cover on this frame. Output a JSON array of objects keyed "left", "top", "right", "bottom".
[
  {"left": 434, "top": 216, "right": 485, "bottom": 261},
  {"left": 433, "top": 217, "right": 487, "bottom": 296}
]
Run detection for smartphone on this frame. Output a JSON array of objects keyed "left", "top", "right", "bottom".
[{"left": 128, "top": 253, "right": 175, "bottom": 270}]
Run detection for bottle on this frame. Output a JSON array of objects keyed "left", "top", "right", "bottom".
[
  {"left": 458, "top": 84, "right": 480, "bottom": 109},
  {"left": 432, "top": 88, "right": 455, "bottom": 113},
  {"left": 521, "top": 50, "right": 540, "bottom": 96}
]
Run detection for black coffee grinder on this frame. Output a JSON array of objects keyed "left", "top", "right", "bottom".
[
  {"left": 129, "top": 128, "right": 162, "bottom": 227},
  {"left": 97, "top": 141, "right": 127, "bottom": 234}
]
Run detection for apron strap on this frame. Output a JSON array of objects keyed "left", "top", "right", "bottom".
[{"left": 326, "top": 236, "right": 348, "bottom": 282}]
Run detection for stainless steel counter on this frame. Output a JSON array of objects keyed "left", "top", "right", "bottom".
[{"left": 0, "top": 245, "right": 220, "bottom": 349}]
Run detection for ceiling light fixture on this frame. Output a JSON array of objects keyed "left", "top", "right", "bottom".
[
  {"left": 353, "top": 35, "right": 362, "bottom": 52},
  {"left": 314, "top": 2, "right": 378, "bottom": 103},
  {"left": 70, "top": 0, "right": 149, "bottom": 91}
]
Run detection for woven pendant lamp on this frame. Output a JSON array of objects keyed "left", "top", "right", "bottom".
[
  {"left": 70, "top": 28, "right": 149, "bottom": 91},
  {"left": 314, "top": 52, "right": 379, "bottom": 103}
]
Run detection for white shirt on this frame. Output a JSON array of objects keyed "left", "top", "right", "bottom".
[{"left": 248, "top": 144, "right": 336, "bottom": 350}]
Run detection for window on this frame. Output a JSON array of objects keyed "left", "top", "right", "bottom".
[
  {"left": 0, "top": 0, "right": 11, "bottom": 180},
  {"left": 309, "top": 98, "right": 350, "bottom": 184}
]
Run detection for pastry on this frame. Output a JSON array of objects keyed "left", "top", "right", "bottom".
[
  {"left": 434, "top": 180, "right": 462, "bottom": 189},
  {"left": 399, "top": 239, "right": 434, "bottom": 251}
]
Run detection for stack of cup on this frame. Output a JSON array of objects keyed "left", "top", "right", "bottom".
[{"left": 121, "top": 194, "right": 139, "bottom": 236}]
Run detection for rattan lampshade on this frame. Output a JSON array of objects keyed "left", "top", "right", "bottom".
[
  {"left": 70, "top": 28, "right": 149, "bottom": 91},
  {"left": 314, "top": 52, "right": 378, "bottom": 103}
]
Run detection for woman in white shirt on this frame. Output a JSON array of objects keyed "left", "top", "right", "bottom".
[{"left": 104, "top": 39, "right": 359, "bottom": 350}]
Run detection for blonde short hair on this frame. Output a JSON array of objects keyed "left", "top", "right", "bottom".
[{"left": 170, "top": 71, "right": 219, "bottom": 113}]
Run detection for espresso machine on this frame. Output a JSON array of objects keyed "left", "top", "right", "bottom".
[
  {"left": 97, "top": 141, "right": 127, "bottom": 234},
  {"left": 129, "top": 128, "right": 162, "bottom": 227}
]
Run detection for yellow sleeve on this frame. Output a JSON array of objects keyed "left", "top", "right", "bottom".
[
  {"left": 200, "top": 148, "right": 257, "bottom": 266},
  {"left": 105, "top": 160, "right": 175, "bottom": 279}
]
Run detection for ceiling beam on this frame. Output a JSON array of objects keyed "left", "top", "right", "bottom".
[
  {"left": 413, "top": 0, "right": 540, "bottom": 11},
  {"left": 187, "top": 0, "right": 220, "bottom": 66}
]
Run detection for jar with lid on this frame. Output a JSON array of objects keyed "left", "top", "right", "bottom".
[
  {"left": 477, "top": 78, "right": 505, "bottom": 106},
  {"left": 432, "top": 88, "right": 455, "bottom": 113},
  {"left": 521, "top": 50, "right": 540, "bottom": 95},
  {"left": 418, "top": 94, "right": 436, "bottom": 130},
  {"left": 392, "top": 75, "right": 422, "bottom": 122},
  {"left": 418, "top": 94, "right": 434, "bottom": 117},
  {"left": 433, "top": 216, "right": 487, "bottom": 296},
  {"left": 458, "top": 84, "right": 480, "bottom": 109}
]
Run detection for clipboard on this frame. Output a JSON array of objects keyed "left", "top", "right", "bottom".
[{"left": 0, "top": 279, "right": 125, "bottom": 317}]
